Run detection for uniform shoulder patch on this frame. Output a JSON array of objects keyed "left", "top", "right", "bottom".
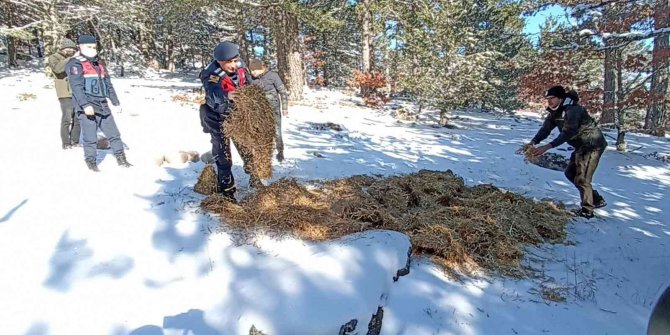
[
  {"left": 69, "top": 66, "right": 79, "bottom": 75},
  {"left": 209, "top": 75, "right": 220, "bottom": 83}
]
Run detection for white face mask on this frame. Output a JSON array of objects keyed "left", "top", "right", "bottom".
[{"left": 81, "top": 48, "right": 97, "bottom": 58}]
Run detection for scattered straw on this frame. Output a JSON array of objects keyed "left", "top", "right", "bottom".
[
  {"left": 223, "top": 85, "right": 275, "bottom": 180},
  {"left": 171, "top": 92, "right": 205, "bottom": 105},
  {"left": 202, "top": 170, "right": 571, "bottom": 276},
  {"left": 17, "top": 93, "right": 37, "bottom": 101}
]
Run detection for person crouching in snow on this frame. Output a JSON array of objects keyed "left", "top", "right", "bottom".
[
  {"left": 248, "top": 59, "right": 289, "bottom": 162},
  {"left": 528, "top": 86, "right": 607, "bottom": 218},
  {"left": 66, "top": 35, "right": 131, "bottom": 172}
]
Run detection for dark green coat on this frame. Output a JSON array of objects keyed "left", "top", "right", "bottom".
[{"left": 47, "top": 52, "right": 72, "bottom": 99}]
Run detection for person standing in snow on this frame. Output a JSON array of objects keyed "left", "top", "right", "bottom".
[
  {"left": 528, "top": 86, "right": 608, "bottom": 219},
  {"left": 47, "top": 38, "right": 80, "bottom": 150},
  {"left": 248, "top": 59, "right": 289, "bottom": 162},
  {"left": 66, "top": 35, "right": 131, "bottom": 172},
  {"left": 198, "top": 41, "right": 255, "bottom": 202}
]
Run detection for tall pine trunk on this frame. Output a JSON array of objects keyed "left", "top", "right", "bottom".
[
  {"left": 615, "top": 49, "right": 626, "bottom": 151},
  {"left": 4, "top": 1, "right": 19, "bottom": 67},
  {"left": 165, "top": 23, "right": 175, "bottom": 72},
  {"left": 360, "top": 0, "right": 374, "bottom": 72},
  {"left": 644, "top": 0, "right": 669, "bottom": 135},
  {"left": 601, "top": 41, "right": 617, "bottom": 126},
  {"left": 273, "top": 6, "right": 304, "bottom": 101},
  {"left": 115, "top": 28, "right": 125, "bottom": 77}
]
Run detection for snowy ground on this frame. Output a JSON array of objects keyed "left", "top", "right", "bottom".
[{"left": 0, "top": 64, "right": 668, "bottom": 335}]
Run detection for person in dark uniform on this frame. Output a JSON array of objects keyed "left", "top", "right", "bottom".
[
  {"left": 199, "top": 41, "right": 256, "bottom": 202},
  {"left": 47, "top": 38, "right": 80, "bottom": 149},
  {"left": 529, "top": 86, "right": 608, "bottom": 218},
  {"left": 66, "top": 35, "right": 131, "bottom": 172},
  {"left": 248, "top": 59, "right": 289, "bottom": 162}
]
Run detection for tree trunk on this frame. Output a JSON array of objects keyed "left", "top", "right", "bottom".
[
  {"left": 601, "top": 41, "right": 617, "bottom": 125},
  {"left": 140, "top": 21, "right": 159, "bottom": 69},
  {"left": 42, "top": 0, "right": 63, "bottom": 56},
  {"left": 615, "top": 49, "right": 626, "bottom": 152},
  {"left": 236, "top": 6, "right": 249, "bottom": 64},
  {"left": 360, "top": 0, "right": 374, "bottom": 72},
  {"left": 273, "top": 6, "right": 304, "bottom": 101},
  {"left": 165, "top": 24, "right": 175, "bottom": 72},
  {"left": 4, "top": 1, "right": 19, "bottom": 67},
  {"left": 439, "top": 109, "right": 449, "bottom": 127},
  {"left": 116, "top": 28, "right": 125, "bottom": 77},
  {"left": 644, "top": 0, "right": 669, "bottom": 135}
]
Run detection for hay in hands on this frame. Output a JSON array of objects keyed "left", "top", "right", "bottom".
[
  {"left": 517, "top": 143, "right": 540, "bottom": 163},
  {"left": 194, "top": 164, "right": 218, "bottom": 195},
  {"left": 223, "top": 85, "right": 275, "bottom": 180},
  {"left": 202, "top": 170, "right": 571, "bottom": 276}
]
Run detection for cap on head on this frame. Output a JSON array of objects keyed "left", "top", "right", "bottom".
[
  {"left": 544, "top": 85, "right": 566, "bottom": 99},
  {"left": 78, "top": 35, "right": 97, "bottom": 45},
  {"left": 214, "top": 42, "right": 240, "bottom": 61},
  {"left": 60, "top": 38, "right": 76, "bottom": 50}
]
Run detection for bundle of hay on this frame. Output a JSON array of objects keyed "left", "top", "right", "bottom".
[
  {"left": 517, "top": 143, "right": 540, "bottom": 163},
  {"left": 194, "top": 164, "right": 218, "bottom": 195},
  {"left": 516, "top": 144, "right": 569, "bottom": 171},
  {"left": 223, "top": 85, "right": 275, "bottom": 180},
  {"left": 202, "top": 169, "right": 571, "bottom": 276}
]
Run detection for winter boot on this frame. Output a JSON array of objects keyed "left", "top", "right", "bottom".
[
  {"left": 86, "top": 159, "right": 100, "bottom": 172},
  {"left": 572, "top": 208, "right": 594, "bottom": 219},
  {"left": 115, "top": 152, "right": 133, "bottom": 167},
  {"left": 276, "top": 150, "right": 285, "bottom": 162},
  {"left": 219, "top": 188, "right": 237, "bottom": 204},
  {"left": 593, "top": 191, "right": 607, "bottom": 209},
  {"left": 62, "top": 144, "right": 72, "bottom": 150}
]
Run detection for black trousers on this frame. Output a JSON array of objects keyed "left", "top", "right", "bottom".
[
  {"left": 59, "top": 97, "right": 80, "bottom": 146},
  {"left": 564, "top": 147, "right": 605, "bottom": 213},
  {"left": 199, "top": 104, "right": 252, "bottom": 194}
]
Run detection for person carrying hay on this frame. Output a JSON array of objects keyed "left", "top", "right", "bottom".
[
  {"left": 198, "top": 41, "right": 255, "bottom": 202},
  {"left": 248, "top": 59, "right": 289, "bottom": 162},
  {"left": 528, "top": 86, "right": 608, "bottom": 219}
]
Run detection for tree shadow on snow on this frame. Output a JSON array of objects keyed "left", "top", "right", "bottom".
[
  {"left": 42, "top": 230, "right": 134, "bottom": 292},
  {"left": 0, "top": 198, "right": 28, "bottom": 223}
]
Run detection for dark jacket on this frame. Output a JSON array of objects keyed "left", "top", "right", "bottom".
[
  {"left": 66, "top": 55, "right": 119, "bottom": 115},
  {"left": 532, "top": 100, "right": 607, "bottom": 150},
  {"left": 47, "top": 52, "right": 72, "bottom": 98},
  {"left": 199, "top": 60, "right": 253, "bottom": 116},
  {"left": 252, "top": 70, "right": 288, "bottom": 111}
]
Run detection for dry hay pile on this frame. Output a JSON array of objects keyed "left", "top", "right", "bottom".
[
  {"left": 17, "top": 93, "right": 37, "bottom": 101},
  {"left": 202, "top": 170, "right": 571, "bottom": 276},
  {"left": 194, "top": 164, "right": 218, "bottom": 195},
  {"left": 223, "top": 85, "right": 275, "bottom": 180},
  {"left": 171, "top": 92, "right": 205, "bottom": 105}
]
